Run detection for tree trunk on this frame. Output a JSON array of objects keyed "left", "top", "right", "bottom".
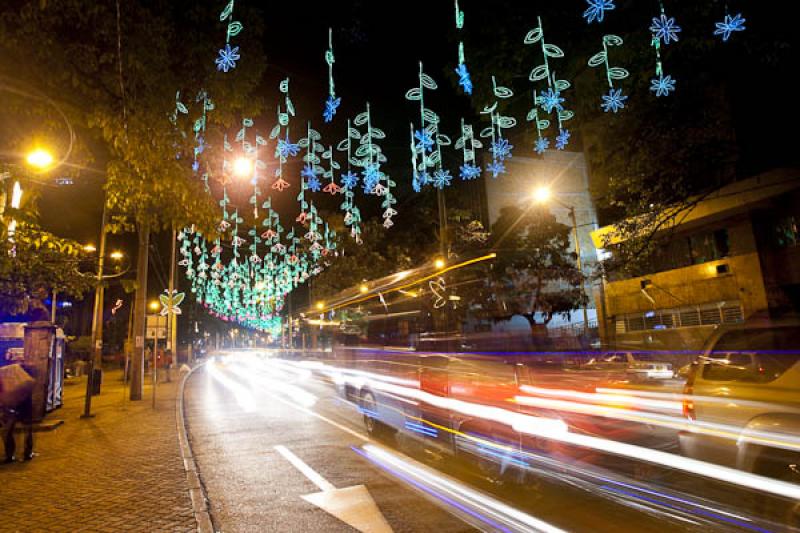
[
  {"left": 129, "top": 222, "right": 149, "bottom": 401},
  {"left": 524, "top": 314, "right": 549, "bottom": 339}
]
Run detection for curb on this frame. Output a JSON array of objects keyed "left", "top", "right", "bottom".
[{"left": 176, "top": 363, "right": 216, "bottom": 533}]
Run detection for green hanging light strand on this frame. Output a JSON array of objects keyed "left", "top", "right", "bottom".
[
  {"left": 323, "top": 28, "right": 341, "bottom": 122},
  {"left": 215, "top": 0, "right": 243, "bottom": 73}
]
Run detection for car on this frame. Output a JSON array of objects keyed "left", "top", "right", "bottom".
[
  {"left": 678, "top": 318, "right": 800, "bottom": 526},
  {"left": 582, "top": 352, "right": 674, "bottom": 381}
]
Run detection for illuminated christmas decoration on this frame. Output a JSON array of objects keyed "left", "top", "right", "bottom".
[
  {"left": 323, "top": 28, "right": 341, "bottom": 122},
  {"left": 650, "top": 11, "right": 681, "bottom": 45},
  {"left": 160, "top": 290, "right": 185, "bottom": 316},
  {"left": 588, "top": 34, "right": 629, "bottom": 113},
  {"left": 406, "top": 62, "right": 452, "bottom": 189},
  {"left": 216, "top": 1, "right": 243, "bottom": 72},
  {"left": 479, "top": 76, "right": 515, "bottom": 177},
  {"left": 583, "top": 0, "right": 615, "bottom": 24},
  {"left": 453, "top": 0, "right": 472, "bottom": 95},
  {"left": 648, "top": 3, "right": 678, "bottom": 98},
  {"left": 455, "top": 118, "right": 482, "bottom": 181},
  {"left": 269, "top": 78, "right": 298, "bottom": 192},
  {"left": 714, "top": 12, "right": 746, "bottom": 42}
]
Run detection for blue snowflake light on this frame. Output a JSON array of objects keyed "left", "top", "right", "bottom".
[
  {"left": 341, "top": 171, "right": 359, "bottom": 189},
  {"left": 215, "top": 44, "right": 240, "bottom": 72},
  {"left": 301, "top": 164, "right": 317, "bottom": 180},
  {"left": 540, "top": 88, "right": 565, "bottom": 113},
  {"left": 277, "top": 135, "right": 300, "bottom": 158},
  {"left": 491, "top": 138, "right": 514, "bottom": 161},
  {"left": 583, "top": 0, "right": 615, "bottom": 24},
  {"left": 650, "top": 14, "right": 681, "bottom": 45},
  {"left": 714, "top": 13, "right": 746, "bottom": 42},
  {"left": 556, "top": 129, "right": 571, "bottom": 150},
  {"left": 414, "top": 130, "right": 435, "bottom": 153},
  {"left": 306, "top": 176, "right": 321, "bottom": 192},
  {"left": 486, "top": 161, "right": 506, "bottom": 178},
  {"left": 601, "top": 87, "right": 628, "bottom": 113},
  {"left": 534, "top": 137, "right": 550, "bottom": 155},
  {"left": 455, "top": 64, "right": 473, "bottom": 95},
  {"left": 323, "top": 95, "right": 341, "bottom": 123},
  {"left": 418, "top": 171, "right": 431, "bottom": 187},
  {"left": 650, "top": 74, "right": 676, "bottom": 97},
  {"left": 459, "top": 164, "right": 481, "bottom": 181},
  {"left": 432, "top": 169, "right": 453, "bottom": 189}
]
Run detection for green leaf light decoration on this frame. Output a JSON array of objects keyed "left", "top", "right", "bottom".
[{"left": 588, "top": 34, "right": 629, "bottom": 113}]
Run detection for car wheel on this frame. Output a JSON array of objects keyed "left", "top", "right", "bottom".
[
  {"left": 361, "top": 391, "right": 395, "bottom": 439},
  {"left": 757, "top": 455, "right": 800, "bottom": 528}
]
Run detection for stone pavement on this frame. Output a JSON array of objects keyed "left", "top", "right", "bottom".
[{"left": 0, "top": 370, "right": 196, "bottom": 532}]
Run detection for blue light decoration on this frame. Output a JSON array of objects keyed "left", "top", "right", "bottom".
[
  {"left": 269, "top": 78, "right": 298, "bottom": 192},
  {"left": 479, "top": 76, "right": 516, "bottom": 178},
  {"left": 588, "top": 35, "right": 629, "bottom": 113},
  {"left": 321, "top": 145, "right": 342, "bottom": 195},
  {"left": 453, "top": 0, "right": 472, "bottom": 95},
  {"left": 298, "top": 122, "right": 323, "bottom": 225},
  {"left": 714, "top": 12, "right": 746, "bottom": 42},
  {"left": 649, "top": 3, "right": 678, "bottom": 98},
  {"left": 583, "top": 0, "right": 615, "bottom": 24},
  {"left": 216, "top": 1, "right": 243, "bottom": 72},
  {"left": 406, "top": 62, "right": 452, "bottom": 190},
  {"left": 525, "top": 17, "right": 574, "bottom": 152},
  {"left": 455, "top": 118, "right": 483, "bottom": 181},
  {"left": 353, "top": 104, "right": 396, "bottom": 228},
  {"left": 336, "top": 119, "right": 363, "bottom": 242},
  {"left": 323, "top": 28, "right": 341, "bottom": 122},
  {"left": 193, "top": 90, "right": 215, "bottom": 192}
]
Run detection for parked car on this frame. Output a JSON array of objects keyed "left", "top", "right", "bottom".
[
  {"left": 679, "top": 318, "right": 800, "bottom": 526},
  {"left": 582, "top": 352, "right": 674, "bottom": 381}
]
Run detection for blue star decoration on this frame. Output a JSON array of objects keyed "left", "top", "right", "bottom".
[
  {"left": 714, "top": 13, "right": 746, "bottom": 42},
  {"left": 432, "top": 169, "right": 453, "bottom": 189},
  {"left": 650, "top": 14, "right": 681, "bottom": 45},
  {"left": 650, "top": 74, "right": 676, "bottom": 97},
  {"left": 340, "top": 171, "right": 359, "bottom": 189},
  {"left": 583, "top": 0, "right": 615, "bottom": 24},
  {"left": 418, "top": 171, "right": 431, "bottom": 187},
  {"left": 491, "top": 138, "right": 514, "bottom": 161},
  {"left": 454, "top": 64, "right": 473, "bottom": 95},
  {"left": 556, "top": 129, "right": 571, "bottom": 150},
  {"left": 277, "top": 135, "right": 300, "bottom": 158},
  {"left": 301, "top": 164, "right": 317, "bottom": 181},
  {"left": 414, "top": 130, "right": 435, "bottom": 153},
  {"left": 323, "top": 95, "right": 341, "bottom": 123},
  {"left": 215, "top": 44, "right": 241, "bottom": 72},
  {"left": 601, "top": 87, "right": 627, "bottom": 113},
  {"left": 362, "top": 164, "right": 381, "bottom": 193},
  {"left": 486, "top": 160, "right": 506, "bottom": 178},
  {"left": 459, "top": 164, "right": 481, "bottom": 181},
  {"left": 534, "top": 137, "right": 550, "bottom": 155},
  {"left": 540, "top": 88, "right": 565, "bottom": 113},
  {"left": 306, "top": 175, "right": 322, "bottom": 192}
]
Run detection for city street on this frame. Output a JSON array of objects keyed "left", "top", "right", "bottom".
[{"left": 183, "top": 353, "right": 782, "bottom": 533}]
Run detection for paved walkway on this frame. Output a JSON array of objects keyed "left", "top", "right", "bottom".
[{"left": 0, "top": 370, "right": 196, "bottom": 532}]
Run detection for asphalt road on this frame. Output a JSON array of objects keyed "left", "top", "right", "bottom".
[{"left": 183, "top": 354, "right": 787, "bottom": 532}]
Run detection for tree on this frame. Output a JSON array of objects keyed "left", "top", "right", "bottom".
[{"left": 483, "top": 204, "right": 586, "bottom": 337}]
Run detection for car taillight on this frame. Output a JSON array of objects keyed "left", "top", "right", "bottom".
[{"left": 682, "top": 363, "right": 697, "bottom": 421}]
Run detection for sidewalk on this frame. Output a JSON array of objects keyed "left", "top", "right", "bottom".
[{"left": 0, "top": 370, "right": 196, "bottom": 532}]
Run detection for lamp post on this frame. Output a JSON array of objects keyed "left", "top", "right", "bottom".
[{"left": 532, "top": 186, "right": 590, "bottom": 336}]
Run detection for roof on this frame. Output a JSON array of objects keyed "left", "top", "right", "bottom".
[{"left": 591, "top": 169, "right": 800, "bottom": 249}]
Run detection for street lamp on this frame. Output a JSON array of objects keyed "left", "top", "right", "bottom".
[
  {"left": 315, "top": 301, "right": 325, "bottom": 311},
  {"left": 109, "top": 250, "right": 124, "bottom": 261},
  {"left": 25, "top": 148, "right": 54, "bottom": 171},
  {"left": 83, "top": 243, "right": 97, "bottom": 253},
  {"left": 233, "top": 157, "right": 253, "bottom": 178},
  {"left": 532, "top": 186, "right": 590, "bottom": 336},
  {"left": 434, "top": 258, "right": 446, "bottom": 270},
  {"left": 149, "top": 300, "right": 160, "bottom": 312}
]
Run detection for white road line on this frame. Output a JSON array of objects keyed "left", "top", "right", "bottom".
[
  {"left": 266, "top": 391, "right": 371, "bottom": 443},
  {"left": 274, "top": 445, "right": 336, "bottom": 492}
]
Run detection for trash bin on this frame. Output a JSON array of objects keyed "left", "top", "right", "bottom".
[{"left": 91, "top": 368, "right": 102, "bottom": 396}]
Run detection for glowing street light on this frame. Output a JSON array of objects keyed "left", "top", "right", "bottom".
[
  {"left": 315, "top": 301, "right": 325, "bottom": 311},
  {"left": 532, "top": 185, "right": 552, "bottom": 204},
  {"left": 359, "top": 284, "right": 369, "bottom": 294},
  {"left": 109, "top": 250, "right": 124, "bottom": 260},
  {"left": 149, "top": 300, "right": 160, "bottom": 312},
  {"left": 83, "top": 243, "right": 97, "bottom": 253},
  {"left": 434, "top": 258, "right": 446, "bottom": 270},
  {"left": 233, "top": 157, "right": 253, "bottom": 178},
  {"left": 26, "top": 148, "right": 54, "bottom": 170}
]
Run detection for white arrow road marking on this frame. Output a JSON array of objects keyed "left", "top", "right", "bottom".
[{"left": 274, "top": 445, "right": 393, "bottom": 533}]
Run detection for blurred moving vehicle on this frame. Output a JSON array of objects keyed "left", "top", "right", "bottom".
[
  {"left": 582, "top": 352, "right": 674, "bottom": 381},
  {"left": 679, "top": 318, "right": 800, "bottom": 525}
]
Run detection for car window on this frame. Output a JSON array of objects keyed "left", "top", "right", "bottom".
[{"left": 703, "top": 327, "right": 800, "bottom": 383}]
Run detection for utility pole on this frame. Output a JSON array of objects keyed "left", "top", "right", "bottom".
[
  {"left": 168, "top": 228, "right": 177, "bottom": 372},
  {"left": 436, "top": 188, "right": 448, "bottom": 258},
  {"left": 130, "top": 223, "right": 149, "bottom": 401},
  {"left": 83, "top": 204, "right": 107, "bottom": 418}
]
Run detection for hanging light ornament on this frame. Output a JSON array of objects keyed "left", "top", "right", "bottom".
[
  {"left": 455, "top": 119, "right": 482, "bottom": 180},
  {"left": 269, "top": 78, "right": 298, "bottom": 192},
  {"left": 525, "top": 17, "right": 573, "bottom": 152},
  {"left": 215, "top": 0, "right": 243, "bottom": 72},
  {"left": 323, "top": 28, "right": 341, "bottom": 122},
  {"left": 406, "top": 62, "right": 451, "bottom": 190},
  {"left": 588, "top": 35, "right": 630, "bottom": 113},
  {"left": 480, "top": 76, "right": 516, "bottom": 178},
  {"left": 336, "top": 119, "right": 363, "bottom": 243},
  {"left": 453, "top": 0, "right": 472, "bottom": 95},
  {"left": 649, "top": 2, "right": 679, "bottom": 97}
]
